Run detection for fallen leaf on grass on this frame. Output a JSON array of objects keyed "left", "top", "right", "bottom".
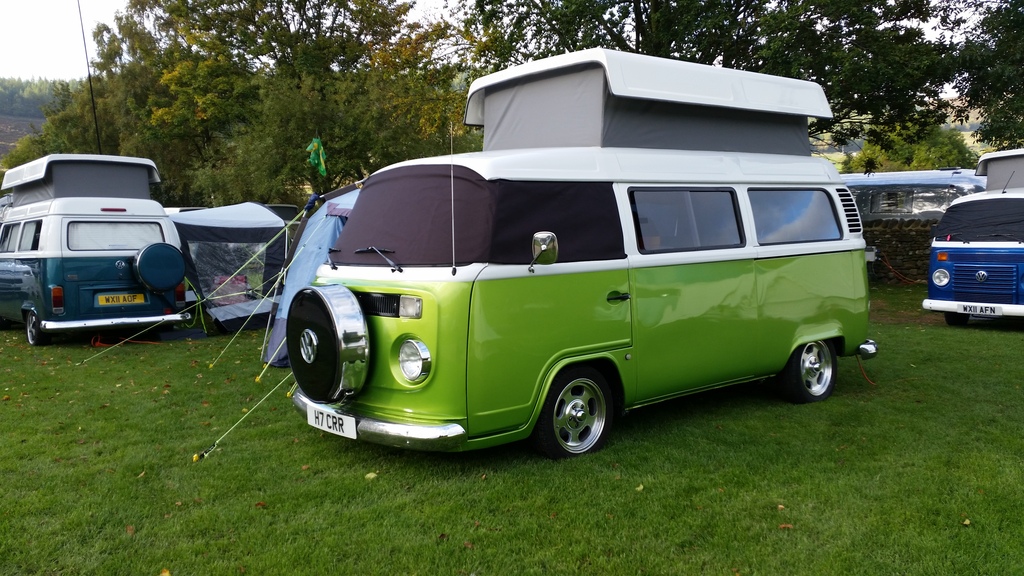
[
  {"left": 160, "top": 570, "right": 171, "bottom": 576},
  {"left": 365, "top": 472, "right": 377, "bottom": 480},
  {"left": 137, "top": 470, "right": 145, "bottom": 478},
  {"left": 778, "top": 524, "right": 794, "bottom": 529},
  {"left": 962, "top": 519, "right": 971, "bottom": 526},
  {"left": 301, "top": 465, "right": 310, "bottom": 471},
  {"left": 635, "top": 484, "right": 644, "bottom": 492},
  {"left": 463, "top": 541, "right": 474, "bottom": 549},
  {"left": 126, "top": 525, "right": 135, "bottom": 536},
  {"left": 255, "top": 501, "right": 267, "bottom": 508},
  {"left": 438, "top": 533, "right": 449, "bottom": 541}
]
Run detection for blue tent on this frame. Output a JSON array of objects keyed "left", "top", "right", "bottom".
[{"left": 263, "top": 187, "right": 359, "bottom": 366}]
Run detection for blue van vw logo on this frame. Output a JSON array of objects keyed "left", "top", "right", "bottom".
[{"left": 975, "top": 271, "right": 988, "bottom": 283}]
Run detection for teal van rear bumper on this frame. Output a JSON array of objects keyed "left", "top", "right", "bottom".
[{"left": 40, "top": 312, "right": 191, "bottom": 332}]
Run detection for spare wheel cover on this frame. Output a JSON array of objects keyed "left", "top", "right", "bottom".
[
  {"left": 135, "top": 243, "right": 186, "bottom": 293},
  {"left": 287, "top": 285, "right": 369, "bottom": 402}
]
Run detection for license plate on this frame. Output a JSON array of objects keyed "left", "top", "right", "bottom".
[
  {"left": 959, "top": 304, "right": 1002, "bottom": 316},
  {"left": 307, "top": 405, "right": 357, "bottom": 439},
  {"left": 98, "top": 293, "right": 146, "bottom": 305}
]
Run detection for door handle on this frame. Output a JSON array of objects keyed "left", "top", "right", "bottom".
[{"left": 606, "top": 292, "right": 631, "bottom": 302}]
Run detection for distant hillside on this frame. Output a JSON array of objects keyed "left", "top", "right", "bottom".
[{"left": 0, "top": 114, "right": 39, "bottom": 158}]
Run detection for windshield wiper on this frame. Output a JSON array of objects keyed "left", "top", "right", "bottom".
[
  {"left": 977, "top": 233, "right": 1024, "bottom": 243},
  {"left": 354, "top": 246, "right": 403, "bottom": 272}
]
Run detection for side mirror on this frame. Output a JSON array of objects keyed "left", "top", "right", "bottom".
[{"left": 529, "top": 231, "right": 558, "bottom": 273}]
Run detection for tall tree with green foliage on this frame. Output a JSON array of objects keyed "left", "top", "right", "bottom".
[
  {"left": 3, "top": 0, "right": 479, "bottom": 207},
  {"left": 463, "top": 0, "right": 964, "bottom": 149},
  {"left": 841, "top": 126, "right": 979, "bottom": 173},
  {"left": 954, "top": 0, "right": 1024, "bottom": 150}
]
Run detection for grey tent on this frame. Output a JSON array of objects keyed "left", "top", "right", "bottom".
[
  {"left": 263, "top": 187, "right": 359, "bottom": 366},
  {"left": 170, "top": 202, "right": 287, "bottom": 332}
]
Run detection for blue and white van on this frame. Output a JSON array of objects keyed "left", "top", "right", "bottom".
[
  {"left": 924, "top": 149, "right": 1024, "bottom": 325},
  {"left": 0, "top": 155, "right": 190, "bottom": 345}
]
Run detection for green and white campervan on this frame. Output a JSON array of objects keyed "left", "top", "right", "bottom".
[
  {"left": 0, "top": 155, "right": 189, "bottom": 345},
  {"left": 286, "top": 49, "right": 878, "bottom": 458}
]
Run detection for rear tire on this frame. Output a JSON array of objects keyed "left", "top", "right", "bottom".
[
  {"left": 944, "top": 312, "right": 969, "bottom": 326},
  {"left": 532, "top": 366, "right": 613, "bottom": 459},
  {"left": 778, "top": 340, "right": 835, "bottom": 403},
  {"left": 25, "top": 311, "right": 51, "bottom": 346}
]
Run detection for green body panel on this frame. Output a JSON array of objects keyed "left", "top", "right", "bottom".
[
  {"left": 466, "top": 269, "right": 631, "bottom": 437},
  {"left": 755, "top": 250, "right": 870, "bottom": 360},
  {"left": 317, "top": 279, "right": 475, "bottom": 429},
  {"left": 313, "top": 249, "right": 868, "bottom": 450},
  {"left": 630, "top": 259, "right": 760, "bottom": 402}
]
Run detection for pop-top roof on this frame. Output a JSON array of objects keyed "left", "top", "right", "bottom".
[
  {"left": 976, "top": 149, "right": 1024, "bottom": 191},
  {"left": 465, "top": 49, "right": 832, "bottom": 124},
  {"left": 1, "top": 154, "right": 160, "bottom": 190},
  {"left": 1, "top": 154, "right": 161, "bottom": 208},
  {"left": 462, "top": 49, "right": 832, "bottom": 156}
]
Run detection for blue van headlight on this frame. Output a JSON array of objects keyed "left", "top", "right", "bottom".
[
  {"left": 932, "top": 268, "right": 951, "bottom": 287},
  {"left": 398, "top": 339, "right": 431, "bottom": 382}
]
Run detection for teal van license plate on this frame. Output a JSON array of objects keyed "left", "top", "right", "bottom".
[
  {"left": 958, "top": 304, "right": 1001, "bottom": 316},
  {"left": 307, "top": 405, "right": 357, "bottom": 439},
  {"left": 98, "top": 293, "right": 147, "bottom": 306}
]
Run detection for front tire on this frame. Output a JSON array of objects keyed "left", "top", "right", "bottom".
[
  {"left": 944, "top": 311, "right": 969, "bottom": 326},
  {"left": 25, "top": 311, "right": 51, "bottom": 346},
  {"left": 778, "top": 340, "right": 835, "bottom": 403},
  {"left": 532, "top": 366, "right": 613, "bottom": 459}
]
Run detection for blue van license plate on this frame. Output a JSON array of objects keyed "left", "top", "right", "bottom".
[
  {"left": 959, "top": 304, "right": 1001, "bottom": 316},
  {"left": 98, "top": 293, "right": 146, "bottom": 306}
]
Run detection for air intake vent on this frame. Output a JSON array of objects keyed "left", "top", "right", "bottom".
[
  {"left": 837, "top": 188, "right": 863, "bottom": 234},
  {"left": 354, "top": 292, "right": 400, "bottom": 317}
]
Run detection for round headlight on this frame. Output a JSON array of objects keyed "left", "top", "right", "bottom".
[
  {"left": 398, "top": 339, "right": 431, "bottom": 382},
  {"left": 932, "top": 268, "right": 951, "bottom": 287}
]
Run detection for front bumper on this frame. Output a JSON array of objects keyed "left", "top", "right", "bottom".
[
  {"left": 291, "top": 388, "right": 467, "bottom": 452},
  {"left": 923, "top": 299, "right": 1024, "bottom": 317},
  {"left": 40, "top": 312, "right": 191, "bottom": 332}
]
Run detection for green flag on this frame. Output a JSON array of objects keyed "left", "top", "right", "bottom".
[{"left": 306, "top": 138, "right": 326, "bottom": 176}]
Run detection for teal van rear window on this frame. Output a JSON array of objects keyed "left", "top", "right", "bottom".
[{"left": 68, "top": 222, "right": 164, "bottom": 250}]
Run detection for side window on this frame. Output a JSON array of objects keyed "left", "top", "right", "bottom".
[
  {"left": 631, "top": 188, "right": 743, "bottom": 253},
  {"left": 748, "top": 189, "right": 842, "bottom": 245},
  {"left": 19, "top": 220, "right": 42, "bottom": 252},
  {"left": 0, "top": 223, "right": 21, "bottom": 252}
]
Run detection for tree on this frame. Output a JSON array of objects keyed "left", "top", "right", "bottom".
[
  {"left": 4, "top": 0, "right": 480, "bottom": 207},
  {"left": 462, "top": 0, "right": 963, "bottom": 148},
  {"left": 841, "top": 126, "right": 979, "bottom": 173},
  {"left": 953, "top": 0, "right": 1024, "bottom": 150}
]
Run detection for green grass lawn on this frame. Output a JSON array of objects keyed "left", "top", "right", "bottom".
[{"left": 3, "top": 283, "right": 1024, "bottom": 575}]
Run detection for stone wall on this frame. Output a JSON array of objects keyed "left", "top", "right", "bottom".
[{"left": 863, "top": 219, "right": 936, "bottom": 284}]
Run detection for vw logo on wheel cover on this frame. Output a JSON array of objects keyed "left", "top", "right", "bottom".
[
  {"left": 976, "top": 271, "right": 988, "bottom": 283},
  {"left": 299, "top": 329, "right": 319, "bottom": 364},
  {"left": 115, "top": 260, "right": 126, "bottom": 270}
]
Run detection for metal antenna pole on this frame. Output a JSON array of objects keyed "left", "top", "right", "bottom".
[{"left": 76, "top": 0, "right": 103, "bottom": 154}]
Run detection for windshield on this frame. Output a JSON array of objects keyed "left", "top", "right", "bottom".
[
  {"left": 933, "top": 198, "right": 1024, "bottom": 242},
  {"left": 331, "top": 164, "right": 624, "bottom": 267}
]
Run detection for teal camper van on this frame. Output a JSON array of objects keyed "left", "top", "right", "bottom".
[
  {"left": 0, "top": 155, "right": 189, "bottom": 345},
  {"left": 285, "top": 49, "right": 878, "bottom": 458}
]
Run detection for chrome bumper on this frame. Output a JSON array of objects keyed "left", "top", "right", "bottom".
[
  {"left": 41, "top": 313, "right": 191, "bottom": 332},
  {"left": 857, "top": 339, "right": 878, "bottom": 360},
  {"left": 291, "top": 388, "right": 467, "bottom": 452}
]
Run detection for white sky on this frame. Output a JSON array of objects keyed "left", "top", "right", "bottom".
[
  {"left": 0, "top": 0, "right": 450, "bottom": 81},
  {"left": 0, "top": 0, "right": 127, "bottom": 80}
]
